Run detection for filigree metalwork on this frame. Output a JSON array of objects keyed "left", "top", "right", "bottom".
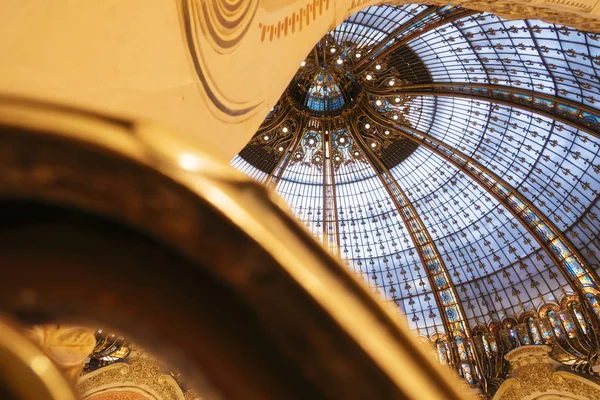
[
  {"left": 346, "top": 115, "right": 481, "bottom": 385},
  {"left": 462, "top": 294, "right": 600, "bottom": 397},
  {"left": 234, "top": 3, "right": 600, "bottom": 394},
  {"left": 79, "top": 349, "right": 197, "bottom": 400},
  {"left": 242, "top": 36, "right": 418, "bottom": 178},
  {"left": 83, "top": 330, "right": 131, "bottom": 373},
  {"left": 396, "top": 83, "right": 600, "bottom": 138},
  {"left": 381, "top": 122, "right": 600, "bottom": 294},
  {"left": 347, "top": 6, "right": 478, "bottom": 74}
]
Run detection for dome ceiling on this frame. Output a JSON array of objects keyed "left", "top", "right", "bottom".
[{"left": 232, "top": 3, "right": 600, "bottom": 380}]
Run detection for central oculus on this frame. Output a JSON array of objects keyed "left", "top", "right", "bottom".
[{"left": 289, "top": 40, "right": 362, "bottom": 114}]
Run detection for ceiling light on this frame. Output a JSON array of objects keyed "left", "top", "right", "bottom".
[
  {"left": 339, "top": 137, "right": 346, "bottom": 143},
  {"left": 278, "top": 146, "right": 284, "bottom": 152},
  {"left": 389, "top": 79, "right": 395, "bottom": 86},
  {"left": 178, "top": 153, "right": 201, "bottom": 171},
  {"left": 392, "top": 114, "right": 399, "bottom": 120},
  {"left": 365, "top": 123, "right": 371, "bottom": 129},
  {"left": 370, "top": 142, "right": 377, "bottom": 148},
  {"left": 366, "top": 74, "right": 373, "bottom": 81},
  {"left": 308, "top": 138, "right": 315, "bottom": 145},
  {"left": 336, "top": 58, "right": 343, "bottom": 65},
  {"left": 301, "top": 61, "right": 306, "bottom": 67},
  {"left": 375, "top": 64, "right": 382, "bottom": 70},
  {"left": 282, "top": 126, "right": 289, "bottom": 133},
  {"left": 384, "top": 130, "right": 390, "bottom": 135},
  {"left": 375, "top": 99, "right": 382, "bottom": 106},
  {"left": 355, "top": 53, "right": 362, "bottom": 58},
  {"left": 330, "top": 47, "right": 336, "bottom": 53},
  {"left": 395, "top": 97, "right": 401, "bottom": 103},
  {"left": 263, "top": 135, "right": 270, "bottom": 140}
]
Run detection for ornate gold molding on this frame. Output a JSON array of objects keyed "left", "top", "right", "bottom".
[
  {"left": 416, "top": 0, "right": 600, "bottom": 32},
  {"left": 493, "top": 345, "right": 600, "bottom": 400},
  {"left": 78, "top": 350, "right": 200, "bottom": 400}
]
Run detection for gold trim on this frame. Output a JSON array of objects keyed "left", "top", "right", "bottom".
[{"left": 0, "top": 318, "right": 77, "bottom": 400}]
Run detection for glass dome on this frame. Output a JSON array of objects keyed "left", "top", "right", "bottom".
[
  {"left": 233, "top": 3, "right": 600, "bottom": 393},
  {"left": 305, "top": 72, "right": 346, "bottom": 111}
]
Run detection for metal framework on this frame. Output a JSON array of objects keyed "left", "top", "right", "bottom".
[
  {"left": 230, "top": 3, "right": 600, "bottom": 394},
  {"left": 322, "top": 119, "right": 341, "bottom": 254},
  {"left": 372, "top": 117, "right": 600, "bottom": 297},
  {"left": 349, "top": 7, "right": 478, "bottom": 74},
  {"left": 347, "top": 116, "right": 476, "bottom": 381},
  {"left": 264, "top": 114, "right": 307, "bottom": 189},
  {"left": 394, "top": 83, "right": 600, "bottom": 138},
  {"left": 348, "top": 6, "right": 437, "bottom": 72}
]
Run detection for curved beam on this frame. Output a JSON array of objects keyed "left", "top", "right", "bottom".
[
  {"left": 373, "top": 118, "right": 600, "bottom": 297},
  {"left": 364, "top": 95, "right": 600, "bottom": 380},
  {"left": 346, "top": 117, "right": 470, "bottom": 344},
  {"left": 264, "top": 115, "right": 307, "bottom": 189},
  {"left": 349, "top": 6, "right": 438, "bottom": 72},
  {"left": 257, "top": 105, "right": 293, "bottom": 135},
  {"left": 397, "top": 83, "right": 600, "bottom": 115},
  {"left": 353, "top": 7, "right": 478, "bottom": 73},
  {"left": 392, "top": 85, "right": 600, "bottom": 138},
  {"left": 322, "top": 120, "right": 342, "bottom": 254},
  {"left": 0, "top": 95, "right": 476, "bottom": 400}
]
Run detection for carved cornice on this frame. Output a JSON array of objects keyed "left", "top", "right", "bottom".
[
  {"left": 493, "top": 345, "right": 600, "bottom": 400},
  {"left": 418, "top": 0, "right": 600, "bottom": 32},
  {"left": 78, "top": 350, "right": 200, "bottom": 400}
]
